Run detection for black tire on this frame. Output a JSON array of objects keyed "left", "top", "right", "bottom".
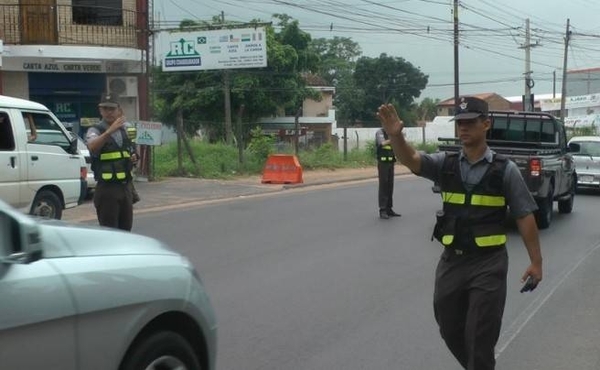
[
  {"left": 558, "top": 176, "right": 576, "bottom": 214},
  {"left": 534, "top": 185, "right": 553, "bottom": 230},
  {"left": 30, "top": 190, "right": 62, "bottom": 220},
  {"left": 120, "top": 331, "right": 202, "bottom": 370}
]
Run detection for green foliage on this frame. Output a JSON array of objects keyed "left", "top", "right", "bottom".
[
  {"left": 352, "top": 53, "right": 429, "bottom": 126},
  {"left": 298, "top": 143, "right": 375, "bottom": 169},
  {"left": 153, "top": 140, "right": 377, "bottom": 179},
  {"left": 414, "top": 141, "right": 439, "bottom": 154},
  {"left": 567, "top": 126, "right": 598, "bottom": 140},
  {"left": 414, "top": 97, "right": 441, "bottom": 122},
  {"left": 247, "top": 126, "right": 275, "bottom": 161},
  {"left": 311, "top": 36, "right": 361, "bottom": 86}
]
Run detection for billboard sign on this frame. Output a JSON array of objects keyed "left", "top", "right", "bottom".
[
  {"left": 162, "top": 27, "right": 267, "bottom": 72},
  {"left": 135, "top": 121, "right": 163, "bottom": 146}
]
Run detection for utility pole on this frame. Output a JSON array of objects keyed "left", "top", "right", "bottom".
[
  {"left": 560, "top": 18, "right": 571, "bottom": 121},
  {"left": 221, "top": 11, "right": 233, "bottom": 145},
  {"left": 453, "top": 0, "right": 459, "bottom": 115},
  {"left": 520, "top": 18, "right": 538, "bottom": 111},
  {"left": 553, "top": 70, "right": 556, "bottom": 99},
  {"left": 452, "top": 0, "right": 460, "bottom": 138}
]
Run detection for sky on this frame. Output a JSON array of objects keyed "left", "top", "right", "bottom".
[{"left": 152, "top": 0, "right": 600, "bottom": 101}]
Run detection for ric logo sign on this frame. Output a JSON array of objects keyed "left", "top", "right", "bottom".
[{"left": 164, "top": 38, "right": 202, "bottom": 68}]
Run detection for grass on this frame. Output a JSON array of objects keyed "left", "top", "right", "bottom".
[{"left": 151, "top": 139, "right": 438, "bottom": 180}]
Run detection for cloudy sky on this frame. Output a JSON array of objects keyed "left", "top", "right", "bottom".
[{"left": 153, "top": 0, "right": 600, "bottom": 101}]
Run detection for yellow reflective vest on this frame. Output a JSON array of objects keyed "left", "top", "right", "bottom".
[
  {"left": 436, "top": 153, "right": 508, "bottom": 250},
  {"left": 91, "top": 124, "right": 134, "bottom": 183}
]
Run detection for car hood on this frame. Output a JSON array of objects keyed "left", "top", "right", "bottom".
[{"left": 39, "top": 222, "right": 178, "bottom": 258}]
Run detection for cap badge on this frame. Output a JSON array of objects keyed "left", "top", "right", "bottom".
[{"left": 459, "top": 98, "right": 468, "bottom": 110}]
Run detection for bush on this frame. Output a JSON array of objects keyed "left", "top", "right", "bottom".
[
  {"left": 153, "top": 139, "right": 378, "bottom": 180},
  {"left": 247, "top": 126, "right": 275, "bottom": 162}
]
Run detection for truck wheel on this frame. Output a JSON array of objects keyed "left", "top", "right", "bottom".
[
  {"left": 120, "top": 331, "right": 202, "bottom": 370},
  {"left": 30, "top": 190, "right": 62, "bottom": 220},
  {"left": 558, "top": 177, "right": 576, "bottom": 214},
  {"left": 535, "top": 185, "right": 553, "bottom": 230}
]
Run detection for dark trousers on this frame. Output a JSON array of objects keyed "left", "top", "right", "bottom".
[
  {"left": 433, "top": 248, "right": 508, "bottom": 370},
  {"left": 378, "top": 161, "right": 395, "bottom": 211},
  {"left": 93, "top": 181, "right": 133, "bottom": 231}
]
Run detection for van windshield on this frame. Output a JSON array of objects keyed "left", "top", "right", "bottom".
[{"left": 24, "top": 112, "right": 72, "bottom": 152}]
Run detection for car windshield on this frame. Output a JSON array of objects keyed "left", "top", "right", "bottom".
[{"left": 572, "top": 141, "right": 600, "bottom": 156}]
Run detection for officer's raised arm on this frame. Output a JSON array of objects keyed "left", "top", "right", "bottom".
[{"left": 376, "top": 104, "right": 422, "bottom": 174}]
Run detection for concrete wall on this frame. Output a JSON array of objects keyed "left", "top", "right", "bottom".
[{"left": 333, "top": 116, "right": 455, "bottom": 151}]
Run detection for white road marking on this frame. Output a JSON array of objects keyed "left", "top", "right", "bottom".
[{"left": 495, "top": 239, "right": 600, "bottom": 358}]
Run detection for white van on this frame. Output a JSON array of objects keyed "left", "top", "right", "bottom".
[{"left": 0, "top": 95, "right": 86, "bottom": 219}]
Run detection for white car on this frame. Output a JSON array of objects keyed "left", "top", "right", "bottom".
[
  {"left": 568, "top": 136, "right": 600, "bottom": 190},
  {"left": 0, "top": 199, "right": 217, "bottom": 370}
]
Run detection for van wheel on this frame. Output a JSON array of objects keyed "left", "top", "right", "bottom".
[
  {"left": 535, "top": 185, "right": 553, "bottom": 230},
  {"left": 30, "top": 190, "right": 62, "bottom": 220},
  {"left": 120, "top": 331, "right": 202, "bottom": 370}
]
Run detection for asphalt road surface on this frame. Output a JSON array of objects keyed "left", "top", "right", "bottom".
[{"left": 132, "top": 176, "right": 600, "bottom": 370}]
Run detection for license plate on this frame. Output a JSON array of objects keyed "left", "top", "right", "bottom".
[{"left": 580, "top": 175, "right": 594, "bottom": 183}]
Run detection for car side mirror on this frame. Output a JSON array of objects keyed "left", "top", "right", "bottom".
[
  {"left": 0, "top": 200, "right": 43, "bottom": 265},
  {"left": 568, "top": 142, "right": 581, "bottom": 153}
]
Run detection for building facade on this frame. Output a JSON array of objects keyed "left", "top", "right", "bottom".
[
  {"left": 258, "top": 83, "right": 336, "bottom": 148},
  {"left": 0, "top": 0, "right": 148, "bottom": 137},
  {"left": 436, "top": 93, "right": 511, "bottom": 116}
]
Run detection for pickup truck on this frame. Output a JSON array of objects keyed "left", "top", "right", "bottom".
[{"left": 436, "top": 110, "right": 579, "bottom": 230}]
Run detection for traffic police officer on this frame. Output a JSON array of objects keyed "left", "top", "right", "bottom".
[
  {"left": 377, "top": 97, "right": 543, "bottom": 370},
  {"left": 375, "top": 128, "right": 401, "bottom": 219},
  {"left": 86, "top": 93, "right": 135, "bottom": 231}
]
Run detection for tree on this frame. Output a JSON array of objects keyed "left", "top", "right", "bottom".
[
  {"left": 311, "top": 36, "right": 361, "bottom": 86},
  {"left": 352, "top": 53, "right": 428, "bottom": 126},
  {"left": 414, "top": 97, "right": 440, "bottom": 122},
  {"left": 335, "top": 70, "right": 366, "bottom": 126}
]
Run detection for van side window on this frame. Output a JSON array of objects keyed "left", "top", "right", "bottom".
[
  {"left": 22, "top": 112, "right": 71, "bottom": 152},
  {"left": 0, "top": 112, "right": 16, "bottom": 151}
]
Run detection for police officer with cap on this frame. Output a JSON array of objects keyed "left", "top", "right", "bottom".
[
  {"left": 375, "top": 127, "right": 401, "bottom": 219},
  {"left": 377, "top": 96, "right": 543, "bottom": 370},
  {"left": 86, "top": 93, "right": 136, "bottom": 231}
]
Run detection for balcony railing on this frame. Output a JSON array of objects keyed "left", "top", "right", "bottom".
[{"left": 0, "top": 4, "right": 145, "bottom": 48}]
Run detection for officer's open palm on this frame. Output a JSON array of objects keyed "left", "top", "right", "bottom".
[{"left": 377, "top": 104, "right": 404, "bottom": 137}]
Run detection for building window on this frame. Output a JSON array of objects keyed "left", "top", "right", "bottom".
[{"left": 73, "top": 0, "right": 123, "bottom": 26}]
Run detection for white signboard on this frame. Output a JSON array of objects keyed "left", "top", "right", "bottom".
[
  {"left": 0, "top": 39, "right": 3, "bottom": 68},
  {"left": 136, "top": 121, "right": 163, "bottom": 146},
  {"left": 161, "top": 27, "right": 267, "bottom": 72},
  {"left": 564, "top": 115, "right": 600, "bottom": 128},
  {"left": 540, "top": 93, "right": 600, "bottom": 111}
]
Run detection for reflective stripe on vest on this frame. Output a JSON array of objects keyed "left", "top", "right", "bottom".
[
  {"left": 102, "top": 172, "right": 127, "bottom": 181},
  {"left": 442, "top": 192, "right": 466, "bottom": 204},
  {"left": 440, "top": 192, "right": 507, "bottom": 248},
  {"left": 100, "top": 151, "right": 131, "bottom": 161},
  {"left": 126, "top": 127, "right": 137, "bottom": 141},
  {"left": 440, "top": 234, "right": 507, "bottom": 248},
  {"left": 380, "top": 156, "right": 394, "bottom": 162}
]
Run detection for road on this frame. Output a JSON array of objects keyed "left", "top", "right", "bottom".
[{"left": 131, "top": 176, "right": 600, "bottom": 370}]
